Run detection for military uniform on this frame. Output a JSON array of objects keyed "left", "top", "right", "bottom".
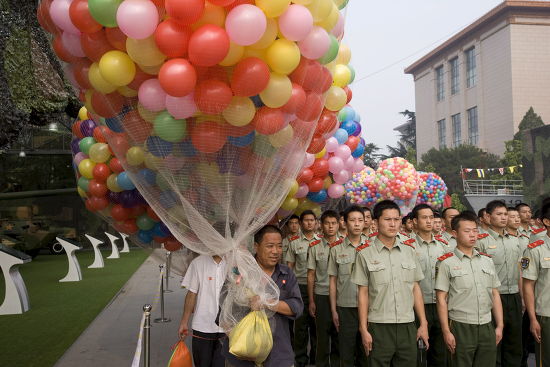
[
  {"left": 327, "top": 235, "right": 368, "bottom": 367},
  {"left": 521, "top": 235, "right": 550, "bottom": 367},
  {"left": 478, "top": 228, "right": 523, "bottom": 367},
  {"left": 351, "top": 236, "right": 424, "bottom": 367},
  {"left": 529, "top": 227, "right": 547, "bottom": 243},
  {"left": 308, "top": 236, "right": 340, "bottom": 367},
  {"left": 285, "top": 233, "right": 320, "bottom": 366},
  {"left": 415, "top": 234, "right": 448, "bottom": 367},
  {"left": 435, "top": 248, "right": 501, "bottom": 367},
  {"left": 436, "top": 231, "right": 457, "bottom": 250},
  {"left": 282, "top": 234, "right": 299, "bottom": 264}
]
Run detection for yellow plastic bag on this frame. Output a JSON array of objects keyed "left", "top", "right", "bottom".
[{"left": 229, "top": 310, "right": 273, "bottom": 366}]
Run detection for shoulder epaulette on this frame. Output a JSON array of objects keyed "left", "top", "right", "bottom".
[
  {"left": 528, "top": 239, "right": 545, "bottom": 249},
  {"left": 478, "top": 233, "right": 489, "bottom": 239},
  {"left": 318, "top": 234, "right": 324, "bottom": 238},
  {"left": 437, "top": 252, "right": 454, "bottom": 261},
  {"left": 435, "top": 237, "right": 448, "bottom": 245},
  {"left": 434, "top": 234, "right": 442, "bottom": 239},
  {"left": 403, "top": 238, "right": 416, "bottom": 249},
  {"left": 309, "top": 239, "right": 321, "bottom": 247},
  {"left": 399, "top": 231, "right": 410, "bottom": 238},
  {"left": 479, "top": 252, "right": 492, "bottom": 258},
  {"left": 520, "top": 233, "right": 530, "bottom": 238},
  {"left": 355, "top": 241, "right": 370, "bottom": 252},
  {"left": 532, "top": 227, "right": 546, "bottom": 234},
  {"left": 329, "top": 238, "right": 343, "bottom": 248},
  {"left": 368, "top": 232, "right": 378, "bottom": 238},
  {"left": 507, "top": 231, "right": 517, "bottom": 237},
  {"left": 289, "top": 235, "right": 299, "bottom": 241}
]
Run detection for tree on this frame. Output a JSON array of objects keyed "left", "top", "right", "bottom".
[
  {"left": 362, "top": 143, "right": 381, "bottom": 169},
  {"left": 514, "top": 107, "right": 544, "bottom": 140},
  {"left": 382, "top": 110, "right": 416, "bottom": 159}
]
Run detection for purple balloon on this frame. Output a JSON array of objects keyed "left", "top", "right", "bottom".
[
  {"left": 132, "top": 189, "right": 147, "bottom": 205},
  {"left": 80, "top": 119, "right": 96, "bottom": 137},
  {"left": 360, "top": 137, "right": 366, "bottom": 146},
  {"left": 159, "top": 222, "right": 171, "bottom": 236},
  {"left": 71, "top": 138, "right": 81, "bottom": 154},
  {"left": 107, "top": 191, "right": 122, "bottom": 204},
  {"left": 120, "top": 190, "right": 137, "bottom": 208},
  {"left": 351, "top": 121, "right": 362, "bottom": 137}
]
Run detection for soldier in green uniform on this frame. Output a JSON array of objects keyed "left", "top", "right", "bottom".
[
  {"left": 307, "top": 210, "right": 340, "bottom": 367},
  {"left": 352, "top": 200, "right": 429, "bottom": 367},
  {"left": 478, "top": 208, "right": 490, "bottom": 234},
  {"left": 328, "top": 205, "right": 368, "bottom": 367},
  {"left": 285, "top": 210, "right": 318, "bottom": 367},
  {"left": 433, "top": 210, "right": 443, "bottom": 237},
  {"left": 438, "top": 207, "right": 460, "bottom": 250},
  {"left": 516, "top": 203, "right": 533, "bottom": 238},
  {"left": 362, "top": 207, "right": 374, "bottom": 237},
  {"left": 282, "top": 215, "right": 300, "bottom": 264},
  {"left": 522, "top": 202, "right": 550, "bottom": 367},
  {"left": 507, "top": 206, "right": 530, "bottom": 250},
  {"left": 435, "top": 211, "right": 504, "bottom": 367},
  {"left": 401, "top": 213, "right": 414, "bottom": 237},
  {"left": 477, "top": 200, "right": 523, "bottom": 367},
  {"left": 411, "top": 204, "right": 448, "bottom": 367}
]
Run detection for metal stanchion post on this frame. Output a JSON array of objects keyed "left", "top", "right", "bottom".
[
  {"left": 143, "top": 304, "right": 152, "bottom": 367},
  {"left": 154, "top": 265, "right": 171, "bottom": 323},
  {"left": 164, "top": 251, "right": 173, "bottom": 293}
]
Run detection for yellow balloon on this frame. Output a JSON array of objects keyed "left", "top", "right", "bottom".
[
  {"left": 83, "top": 89, "right": 96, "bottom": 115},
  {"left": 220, "top": 41, "right": 244, "bottom": 66},
  {"left": 256, "top": 0, "right": 290, "bottom": 18},
  {"left": 126, "top": 146, "right": 145, "bottom": 166},
  {"left": 88, "top": 143, "right": 111, "bottom": 163},
  {"left": 281, "top": 197, "right": 299, "bottom": 211},
  {"left": 138, "top": 103, "right": 159, "bottom": 123},
  {"left": 266, "top": 39, "right": 300, "bottom": 75},
  {"left": 312, "top": 205, "right": 322, "bottom": 218},
  {"left": 249, "top": 18, "right": 278, "bottom": 50},
  {"left": 88, "top": 62, "right": 117, "bottom": 94},
  {"left": 78, "top": 107, "right": 88, "bottom": 120},
  {"left": 323, "top": 176, "right": 332, "bottom": 189},
  {"left": 126, "top": 36, "right": 166, "bottom": 67},
  {"left": 195, "top": 113, "right": 224, "bottom": 124},
  {"left": 223, "top": 97, "right": 256, "bottom": 126},
  {"left": 332, "top": 64, "right": 351, "bottom": 87},
  {"left": 117, "top": 85, "right": 138, "bottom": 97},
  {"left": 192, "top": 1, "right": 226, "bottom": 30},
  {"left": 106, "top": 174, "right": 123, "bottom": 192},
  {"left": 269, "top": 125, "right": 294, "bottom": 147},
  {"left": 144, "top": 153, "right": 162, "bottom": 170},
  {"left": 316, "top": 3, "right": 339, "bottom": 32},
  {"left": 77, "top": 187, "right": 88, "bottom": 198},
  {"left": 288, "top": 180, "right": 299, "bottom": 197},
  {"left": 324, "top": 86, "right": 347, "bottom": 111},
  {"left": 336, "top": 44, "right": 351, "bottom": 65},
  {"left": 138, "top": 62, "right": 163, "bottom": 75},
  {"left": 292, "top": 0, "right": 313, "bottom": 4},
  {"left": 307, "top": 0, "right": 332, "bottom": 22},
  {"left": 259, "top": 72, "right": 292, "bottom": 108},
  {"left": 99, "top": 50, "right": 136, "bottom": 87},
  {"left": 242, "top": 47, "right": 266, "bottom": 61},
  {"left": 315, "top": 147, "right": 327, "bottom": 159},
  {"left": 78, "top": 159, "right": 96, "bottom": 179}
]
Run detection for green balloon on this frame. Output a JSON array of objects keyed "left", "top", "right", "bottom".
[
  {"left": 78, "top": 177, "right": 90, "bottom": 192},
  {"left": 337, "top": 0, "right": 350, "bottom": 10},
  {"left": 136, "top": 214, "right": 155, "bottom": 231},
  {"left": 253, "top": 134, "right": 276, "bottom": 158},
  {"left": 154, "top": 111, "right": 187, "bottom": 143},
  {"left": 319, "top": 35, "right": 339, "bottom": 65},
  {"left": 348, "top": 65, "right": 356, "bottom": 83},
  {"left": 88, "top": 0, "right": 123, "bottom": 27},
  {"left": 79, "top": 137, "right": 97, "bottom": 155}
]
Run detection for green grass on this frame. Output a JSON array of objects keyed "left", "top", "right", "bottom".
[{"left": 0, "top": 250, "right": 149, "bottom": 367}]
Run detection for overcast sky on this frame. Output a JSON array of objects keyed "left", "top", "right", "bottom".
[{"left": 343, "top": 0, "right": 502, "bottom": 153}]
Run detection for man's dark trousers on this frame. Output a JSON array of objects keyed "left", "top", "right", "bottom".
[
  {"left": 314, "top": 294, "right": 339, "bottom": 367},
  {"left": 338, "top": 306, "right": 367, "bottom": 367},
  {"left": 294, "top": 284, "right": 316, "bottom": 366},
  {"left": 416, "top": 303, "right": 446, "bottom": 367},
  {"left": 496, "top": 293, "right": 522, "bottom": 367},
  {"left": 192, "top": 330, "right": 224, "bottom": 367}
]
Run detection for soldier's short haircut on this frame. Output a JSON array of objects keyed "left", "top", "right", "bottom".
[
  {"left": 515, "top": 203, "right": 530, "bottom": 211},
  {"left": 372, "top": 200, "right": 400, "bottom": 220},
  {"left": 486, "top": 200, "right": 507, "bottom": 215},
  {"left": 321, "top": 210, "right": 339, "bottom": 223},
  {"left": 442, "top": 207, "right": 458, "bottom": 219},
  {"left": 411, "top": 204, "right": 433, "bottom": 219},
  {"left": 451, "top": 211, "right": 479, "bottom": 231},
  {"left": 343, "top": 205, "right": 365, "bottom": 222},
  {"left": 478, "top": 208, "right": 486, "bottom": 219},
  {"left": 300, "top": 210, "right": 316, "bottom": 222}
]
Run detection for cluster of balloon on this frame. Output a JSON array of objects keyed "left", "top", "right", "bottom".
[
  {"left": 374, "top": 157, "right": 421, "bottom": 214},
  {"left": 344, "top": 166, "right": 379, "bottom": 207},
  {"left": 416, "top": 172, "right": 448, "bottom": 208},
  {"left": 72, "top": 107, "right": 184, "bottom": 251}
]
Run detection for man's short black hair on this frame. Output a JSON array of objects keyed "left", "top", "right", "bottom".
[
  {"left": 515, "top": 203, "right": 530, "bottom": 211},
  {"left": 478, "top": 208, "right": 486, "bottom": 219},
  {"left": 486, "top": 200, "right": 507, "bottom": 215},
  {"left": 300, "top": 210, "right": 316, "bottom": 222},
  {"left": 363, "top": 207, "right": 372, "bottom": 216},
  {"left": 373, "top": 200, "right": 400, "bottom": 220},
  {"left": 507, "top": 206, "right": 518, "bottom": 213},
  {"left": 401, "top": 213, "right": 411, "bottom": 225},
  {"left": 321, "top": 210, "right": 339, "bottom": 223},
  {"left": 442, "top": 207, "right": 458, "bottom": 220},
  {"left": 434, "top": 210, "right": 442, "bottom": 219},
  {"left": 288, "top": 214, "right": 299, "bottom": 222},
  {"left": 343, "top": 205, "right": 364, "bottom": 222},
  {"left": 411, "top": 204, "right": 433, "bottom": 219},
  {"left": 254, "top": 225, "right": 283, "bottom": 244},
  {"left": 541, "top": 203, "right": 550, "bottom": 223},
  {"left": 451, "top": 211, "right": 479, "bottom": 231}
]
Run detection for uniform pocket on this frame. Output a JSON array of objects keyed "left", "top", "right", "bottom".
[
  {"left": 449, "top": 268, "right": 470, "bottom": 289},
  {"left": 336, "top": 256, "right": 353, "bottom": 275},
  {"left": 401, "top": 262, "right": 417, "bottom": 282},
  {"left": 366, "top": 262, "right": 389, "bottom": 284},
  {"left": 481, "top": 266, "right": 495, "bottom": 287}
]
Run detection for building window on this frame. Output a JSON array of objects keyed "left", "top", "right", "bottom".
[
  {"left": 465, "top": 47, "right": 476, "bottom": 88},
  {"left": 450, "top": 57, "right": 459, "bottom": 95},
  {"left": 437, "top": 119, "right": 446, "bottom": 149},
  {"left": 452, "top": 113, "right": 462, "bottom": 147},
  {"left": 436, "top": 65, "right": 445, "bottom": 101},
  {"left": 468, "top": 107, "right": 479, "bottom": 145}
]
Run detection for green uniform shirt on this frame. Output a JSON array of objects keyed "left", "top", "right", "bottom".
[
  {"left": 437, "top": 231, "right": 457, "bottom": 250},
  {"left": 478, "top": 228, "right": 521, "bottom": 295},
  {"left": 327, "top": 235, "right": 366, "bottom": 307},
  {"left": 351, "top": 237, "right": 424, "bottom": 323},
  {"left": 435, "top": 247, "right": 500, "bottom": 324},
  {"left": 282, "top": 233, "right": 299, "bottom": 264},
  {"left": 529, "top": 227, "right": 548, "bottom": 243},
  {"left": 508, "top": 231, "right": 530, "bottom": 252},
  {"left": 285, "top": 232, "right": 321, "bottom": 285},
  {"left": 522, "top": 234, "right": 550, "bottom": 317},
  {"left": 414, "top": 233, "right": 449, "bottom": 304},
  {"left": 307, "top": 236, "right": 342, "bottom": 296}
]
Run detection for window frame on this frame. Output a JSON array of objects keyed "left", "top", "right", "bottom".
[
  {"left": 452, "top": 113, "right": 462, "bottom": 148},
  {"left": 450, "top": 57, "right": 460, "bottom": 95},
  {"left": 435, "top": 65, "right": 445, "bottom": 102},
  {"left": 465, "top": 47, "right": 476, "bottom": 88},
  {"left": 467, "top": 106, "right": 479, "bottom": 145},
  {"left": 437, "top": 119, "right": 446, "bottom": 149}
]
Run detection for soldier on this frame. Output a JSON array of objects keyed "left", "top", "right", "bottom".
[
  {"left": 411, "top": 204, "right": 448, "bottom": 367},
  {"left": 352, "top": 200, "right": 429, "bottom": 367},
  {"left": 477, "top": 200, "right": 523, "bottom": 367},
  {"left": 516, "top": 203, "right": 532, "bottom": 238},
  {"left": 328, "top": 205, "right": 368, "bottom": 367},
  {"left": 285, "top": 210, "right": 318, "bottom": 367},
  {"left": 478, "top": 208, "right": 489, "bottom": 234},
  {"left": 507, "top": 206, "right": 530, "bottom": 250},
  {"left": 401, "top": 213, "right": 414, "bottom": 237},
  {"left": 362, "top": 207, "right": 374, "bottom": 237},
  {"left": 522, "top": 202, "right": 550, "bottom": 367},
  {"left": 433, "top": 211, "right": 443, "bottom": 236},
  {"left": 307, "top": 210, "right": 340, "bottom": 367},
  {"left": 339, "top": 210, "right": 348, "bottom": 238},
  {"left": 438, "top": 207, "right": 460, "bottom": 250},
  {"left": 282, "top": 215, "right": 300, "bottom": 264},
  {"left": 435, "top": 211, "right": 504, "bottom": 367}
]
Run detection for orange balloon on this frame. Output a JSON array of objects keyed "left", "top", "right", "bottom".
[
  {"left": 72, "top": 59, "right": 93, "bottom": 89},
  {"left": 252, "top": 107, "right": 285, "bottom": 135},
  {"left": 91, "top": 91, "right": 125, "bottom": 118},
  {"left": 105, "top": 27, "right": 128, "bottom": 51},
  {"left": 121, "top": 111, "right": 153, "bottom": 144},
  {"left": 81, "top": 30, "right": 114, "bottom": 62},
  {"left": 191, "top": 121, "right": 227, "bottom": 153}
]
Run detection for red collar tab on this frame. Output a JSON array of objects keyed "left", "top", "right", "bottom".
[
  {"left": 329, "top": 238, "right": 343, "bottom": 248},
  {"left": 528, "top": 239, "right": 545, "bottom": 249},
  {"left": 435, "top": 237, "right": 448, "bottom": 245},
  {"left": 403, "top": 238, "right": 416, "bottom": 249},
  {"left": 355, "top": 241, "right": 371, "bottom": 252},
  {"left": 479, "top": 252, "right": 492, "bottom": 258},
  {"left": 477, "top": 233, "right": 489, "bottom": 239},
  {"left": 533, "top": 227, "right": 546, "bottom": 234},
  {"left": 289, "top": 235, "right": 299, "bottom": 241},
  {"left": 309, "top": 239, "right": 321, "bottom": 247},
  {"left": 437, "top": 252, "right": 454, "bottom": 261},
  {"left": 368, "top": 232, "right": 378, "bottom": 238}
]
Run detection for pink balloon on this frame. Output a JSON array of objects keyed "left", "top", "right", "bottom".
[
  {"left": 165, "top": 154, "right": 185, "bottom": 170},
  {"left": 74, "top": 152, "right": 88, "bottom": 166},
  {"left": 166, "top": 94, "right": 197, "bottom": 119},
  {"left": 331, "top": 13, "right": 345, "bottom": 40},
  {"left": 138, "top": 79, "right": 167, "bottom": 112},
  {"left": 226, "top": 5, "right": 267, "bottom": 46},
  {"left": 303, "top": 153, "right": 315, "bottom": 168},
  {"left": 277, "top": 208, "right": 293, "bottom": 217},
  {"left": 295, "top": 184, "right": 309, "bottom": 198},
  {"left": 325, "top": 137, "right": 338, "bottom": 153},
  {"left": 61, "top": 31, "right": 85, "bottom": 57},
  {"left": 50, "top": 0, "right": 80, "bottom": 34},
  {"left": 353, "top": 158, "right": 365, "bottom": 172},
  {"left": 298, "top": 26, "right": 330, "bottom": 60},
  {"left": 116, "top": 0, "right": 159, "bottom": 39},
  {"left": 328, "top": 183, "right": 345, "bottom": 198},
  {"left": 344, "top": 156, "right": 355, "bottom": 170},
  {"left": 278, "top": 5, "right": 313, "bottom": 42},
  {"left": 334, "top": 144, "right": 351, "bottom": 159},
  {"left": 333, "top": 169, "right": 350, "bottom": 184},
  {"left": 328, "top": 156, "right": 344, "bottom": 174}
]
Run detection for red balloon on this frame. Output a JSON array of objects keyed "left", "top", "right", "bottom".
[
  {"left": 297, "top": 168, "right": 314, "bottom": 184},
  {"left": 128, "top": 68, "right": 155, "bottom": 90},
  {"left": 93, "top": 125, "right": 112, "bottom": 143},
  {"left": 92, "top": 163, "right": 111, "bottom": 182},
  {"left": 196, "top": 65, "right": 230, "bottom": 84},
  {"left": 91, "top": 91, "right": 124, "bottom": 118},
  {"left": 85, "top": 198, "right": 95, "bottom": 212},
  {"left": 225, "top": 0, "right": 253, "bottom": 11},
  {"left": 344, "top": 86, "right": 352, "bottom": 103},
  {"left": 311, "top": 159, "right": 329, "bottom": 178},
  {"left": 306, "top": 135, "right": 325, "bottom": 154},
  {"left": 290, "top": 59, "right": 332, "bottom": 93},
  {"left": 105, "top": 27, "right": 127, "bottom": 51},
  {"left": 252, "top": 107, "right": 285, "bottom": 135},
  {"left": 165, "top": 0, "right": 204, "bottom": 25},
  {"left": 164, "top": 237, "right": 183, "bottom": 251},
  {"left": 69, "top": 0, "right": 102, "bottom": 34},
  {"left": 210, "top": 0, "right": 235, "bottom": 5},
  {"left": 296, "top": 93, "right": 323, "bottom": 122},
  {"left": 147, "top": 206, "right": 160, "bottom": 221},
  {"left": 109, "top": 157, "right": 125, "bottom": 173},
  {"left": 345, "top": 136, "right": 359, "bottom": 152},
  {"left": 281, "top": 83, "right": 306, "bottom": 114},
  {"left": 81, "top": 30, "right": 114, "bottom": 62},
  {"left": 231, "top": 57, "right": 270, "bottom": 97},
  {"left": 129, "top": 205, "right": 147, "bottom": 218},
  {"left": 308, "top": 177, "right": 324, "bottom": 193},
  {"left": 191, "top": 121, "right": 227, "bottom": 153},
  {"left": 37, "top": 0, "right": 60, "bottom": 35},
  {"left": 188, "top": 25, "right": 230, "bottom": 67},
  {"left": 88, "top": 196, "right": 109, "bottom": 210},
  {"left": 72, "top": 121, "right": 84, "bottom": 139},
  {"left": 121, "top": 111, "right": 153, "bottom": 144},
  {"left": 194, "top": 79, "right": 233, "bottom": 115},
  {"left": 123, "top": 218, "right": 139, "bottom": 234},
  {"left": 315, "top": 110, "right": 338, "bottom": 135},
  {"left": 155, "top": 19, "right": 192, "bottom": 58},
  {"left": 111, "top": 204, "right": 131, "bottom": 221},
  {"left": 317, "top": 66, "right": 333, "bottom": 93},
  {"left": 72, "top": 59, "right": 92, "bottom": 90},
  {"left": 158, "top": 58, "right": 197, "bottom": 97},
  {"left": 88, "top": 179, "right": 108, "bottom": 197},
  {"left": 109, "top": 134, "right": 130, "bottom": 156},
  {"left": 52, "top": 36, "right": 82, "bottom": 63}
]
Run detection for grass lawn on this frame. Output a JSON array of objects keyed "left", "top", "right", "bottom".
[{"left": 0, "top": 249, "right": 149, "bottom": 367}]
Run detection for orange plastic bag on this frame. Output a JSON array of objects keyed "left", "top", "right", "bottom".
[{"left": 167, "top": 340, "right": 193, "bottom": 367}]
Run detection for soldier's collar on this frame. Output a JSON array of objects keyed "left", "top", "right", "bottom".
[
  {"left": 374, "top": 237, "right": 398, "bottom": 252},
  {"left": 344, "top": 235, "right": 363, "bottom": 248},
  {"left": 488, "top": 227, "right": 508, "bottom": 239},
  {"left": 454, "top": 246, "right": 480, "bottom": 259},
  {"left": 301, "top": 232, "right": 318, "bottom": 241},
  {"left": 415, "top": 232, "right": 435, "bottom": 245}
]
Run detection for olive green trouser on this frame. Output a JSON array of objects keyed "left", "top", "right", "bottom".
[
  {"left": 367, "top": 322, "right": 417, "bottom": 367},
  {"left": 415, "top": 303, "right": 446, "bottom": 367},
  {"left": 315, "top": 295, "right": 339, "bottom": 367},
  {"left": 449, "top": 320, "right": 496, "bottom": 367},
  {"left": 294, "top": 284, "right": 316, "bottom": 366},
  {"left": 495, "top": 293, "right": 522, "bottom": 367},
  {"left": 337, "top": 306, "right": 367, "bottom": 367},
  {"left": 535, "top": 315, "right": 550, "bottom": 367}
]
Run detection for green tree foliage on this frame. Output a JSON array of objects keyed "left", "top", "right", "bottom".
[
  {"left": 382, "top": 110, "right": 416, "bottom": 159},
  {"left": 514, "top": 107, "right": 544, "bottom": 140},
  {"left": 451, "top": 193, "right": 467, "bottom": 212},
  {"left": 362, "top": 142, "right": 382, "bottom": 169}
]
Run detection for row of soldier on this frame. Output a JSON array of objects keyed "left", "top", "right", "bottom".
[{"left": 280, "top": 199, "right": 550, "bottom": 367}]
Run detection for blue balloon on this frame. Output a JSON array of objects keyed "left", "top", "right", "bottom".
[
  {"left": 334, "top": 128, "right": 349, "bottom": 144},
  {"left": 138, "top": 230, "right": 154, "bottom": 243},
  {"left": 355, "top": 113, "right": 361, "bottom": 123},
  {"left": 105, "top": 117, "right": 124, "bottom": 133},
  {"left": 341, "top": 120, "right": 357, "bottom": 135},
  {"left": 228, "top": 132, "right": 255, "bottom": 147},
  {"left": 352, "top": 144, "right": 365, "bottom": 158},
  {"left": 173, "top": 140, "right": 197, "bottom": 157},
  {"left": 116, "top": 171, "right": 136, "bottom": 190},
  {"left": 146, "top": 136, "right": 173, "bottom": 157},
  {"left": 307, "top": 189, "right": 328, "bottom": 203},
  {"left": 159, "top": 190, "right": 178, "bottom": 209},
  {"left": 138, "top": 168, "right": 157, "bottom": 186},
  {"left": 338, "top": 106, "right": 355, "bottom": 122},
  {"left": 152, "top": 222, "right": 166, "bottom": 237}
]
